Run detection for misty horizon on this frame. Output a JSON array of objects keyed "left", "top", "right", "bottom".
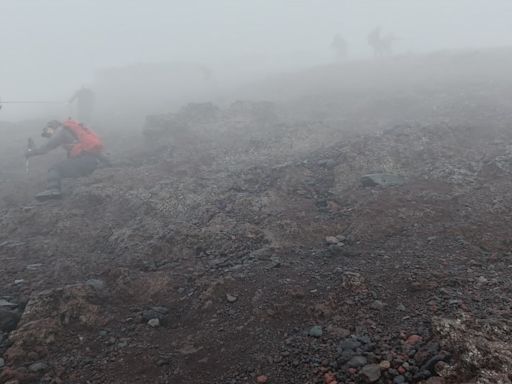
[{"left": 2, "top": 0, "right": 512, "bottom": 120}]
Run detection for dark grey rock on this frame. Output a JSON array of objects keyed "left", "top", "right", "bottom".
[
  {"left": 308, "top": 325, "right": 323, "bottom": 338},
  {"left": 413, "top": 370, "right": 432, "bottom": 380},
  {"left": 317, "top": 159, "right": 336, "bottom": 168},
  {"left": 339, "top": 338, "right": 362, "bottom": 350},
  {"left": 142, "top": 308, "right": 167, "bottom": 322},
  {"left": 150, "top": 306, "right": 169, "bottom": 314},
  {"left": 348, "top": 355, "right": 368, "bottom": 368},
  {"left": 0, "top": 309, "right": 19, "bottom": 332},
  {"left": 29, "top": 362, "right": 48, "bottom": 373},
  {"left": 360, "top": 364, "right": 381, "bottom": 382},
  {"left": 361, "top": 173, "right": 405, "bottom": 187},
  {"left": 370, "top": 300, "right": 385, "bottom": 310},
  {"left": 393, "top": 375, "right": 406, "bottom": 384},
  {"left": 337, "top": 350, "right": 355, "bottom": 364},
  {"left": 86, "top": 278, "right": 106, "bottom": 290},
  {"left": 0, "top": 299, "right": 17, "bottom": 309}
]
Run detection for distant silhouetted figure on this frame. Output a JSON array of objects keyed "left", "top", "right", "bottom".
[
  {"left": 331, "top": 34, "right": 348, "bottom": 60},
  {"left": 368, "top": 27, "right": 396, "bottom": 57},
  {"left": 69, "top": 86, "right": 95, "bottom": 124}
]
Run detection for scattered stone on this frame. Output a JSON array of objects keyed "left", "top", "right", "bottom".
[
  {"left": 0, "top": 300, "right": 17, "bottom": 309},
  {"left": 226, "top": 294, "right": 238, "bottom": 303},
  {"left": 397, "top": 304, "right": 406, "bottom": 311},
  {"left": 361, "top": 173, "right": 405, "bottom": 187},
  {"left": 147, "top": 318, "right": 160, "bottom": 328},
  {"left": 26, "top": 264, "right": 43, "bottom": 270},
  {"left": 86, "top": 279, "right": 106, "bottom": 290},
  {"left": 406, "top": 335, "right": 422, "bottom": 345},
  {"left": 309, "top": 325, "right": 323, "bottom": 338},
  {"left": 339, "top": 338, "right": 362, "bottom": 350},
  {"left": 348, "top": 355, "right": 368, "bottom": 368},
  {"left": 360, "top": 364, "right": 381, "bottom": 382},
  {"left": 0, "top": 357, "right": 4, "bottom": 368},
  {"left": 425, "top": 377, "right": 445, "bottom": 384},
  {"left": 256, "top": 375, "right": 269, "bottom": 383},
  {"left": 393, "top": 375, "right": 405, "bottom": 384},
  {"left": 434, "top": 361, "right": 450, "bottom": 376},
  {"left": 327, "top": 326, "right": 350, "bottom": 338},
  {"left": 151, "top": 306, "right": 169, "bottom": 314},
  {"left": 370, "top": 300, "right": 385, "bottom": 310},
  {"left": 325, "top": 236, "right": 339, "bottom": 245},
  {"left": 14, "top": 280, "right": 25, "bottom": 285},
  {"left": 323, "top": 372, "right": 337, "bottom": 383},
  {"left": 28, "top": 362, "right": 48, "bottom": 373},
  {"left": 317, "top": 159, "right": 336, "bottom": 168},
  {"left": 379, "top": 360, "right": 391, "bottom": 370},
  {"left": 0, "top": 309, "right": 20, "bottom": 332},
  {"left": 142, "top": 307, "right": 168, "bottom": 322}
]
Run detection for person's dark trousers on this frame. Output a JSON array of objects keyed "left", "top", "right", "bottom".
[{"left": 47, "top": 154, "right": 99, "bottom": 191}]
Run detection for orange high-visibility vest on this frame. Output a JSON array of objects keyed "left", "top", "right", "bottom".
[{"left": 62, "top": 119, "right": 104, "bottom": 158}]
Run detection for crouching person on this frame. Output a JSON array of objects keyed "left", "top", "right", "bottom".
[{"left": 26, "top": 119, "right": 105, "bottom": 201}]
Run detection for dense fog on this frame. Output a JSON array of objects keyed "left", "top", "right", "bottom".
[{"left": 1, "top": 0, "right": 512, "bottom": 121}]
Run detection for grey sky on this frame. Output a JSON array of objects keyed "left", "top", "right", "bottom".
[{"left": 1, "top": 0, "right": 512, "bottom": 118}]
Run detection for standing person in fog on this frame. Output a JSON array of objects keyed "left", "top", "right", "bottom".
[
  {"left": 69, "top": 86, "right": 95, "bottom": 124},
  {"left": 331, "top": 34, "right": 349, "bottom": 60}
]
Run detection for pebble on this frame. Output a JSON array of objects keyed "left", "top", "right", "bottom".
[
  {"left": 393, "top": 376, "right": 405, "bottom": 384},
  {"left": 147, "top": 318, "right": 160, "bottom": 328},
  {"left": 325, "top": 236, "right": 339, "bottom": 244},
  {"left": 426, "top": 378, "right": 445, "bottom": 384},
  {"left": 323, "top": 372, "right": 336, "bottom": 383},
  {"left": 308, "top": 325, "right": 323, "bottom": 338},
  {"left": 0, "top": 300, "right": 17, "bottom": 309},
  {"left": 339, "top": 338, "right": 361, "bottom": 350},
  {"left": 86, "top": 278, "right": 106, "bottom": 290},
  {"left": 226, "top": 294, "right": 238, "bottom": 303},
  {"left": 256, "top": 375, "right": 269, "bottom": 383},
  {"left": 405, "top": 335, "right": 422, "bottom": 345},
  {"left": 0, "top": 357, "right": 4, "bottom": 368},
  {"left": 359, "top": 364, "right": 381, "bottom": 382},
  {"left": 142, "top": 308, "right": 168, "bottom": 322},
  {"left": 347, "top": 355, "right": 367, "bottom": 368},
  {"left": 0, "top": 309, "right": 20, "bottom": 332},
  {"left": 379, "top": 360, "right": 391, "bottom": 370},
  {"left": 370, "top": 300, "right": 385, "bottom": 310},
  {"left": 26, "top": 263, "right": 43, "bottom": 270},
  {"left": 397, "top": 304, "right": 406, "bottom": 311},
  {"left": 337, "top": 350, "right": 355, "bottom": 363},
  {"left": 28, "top": 362, "right": 48, "bottom": 373}
]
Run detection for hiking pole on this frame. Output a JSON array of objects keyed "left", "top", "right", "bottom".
[{"left": 25, "top": 138, "right": 34, "bottom": 175}]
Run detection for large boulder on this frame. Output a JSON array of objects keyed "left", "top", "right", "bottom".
[
  {"left": 432, "top": 316, "right": 512, "bottom": 384},
  {"left": 5, "top": 283, "right": 110, "bottom": 365}
]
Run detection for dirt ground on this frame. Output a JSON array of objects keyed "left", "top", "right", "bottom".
[{"left": 1, "top": 52, "right": 512, "bottom": 384}]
